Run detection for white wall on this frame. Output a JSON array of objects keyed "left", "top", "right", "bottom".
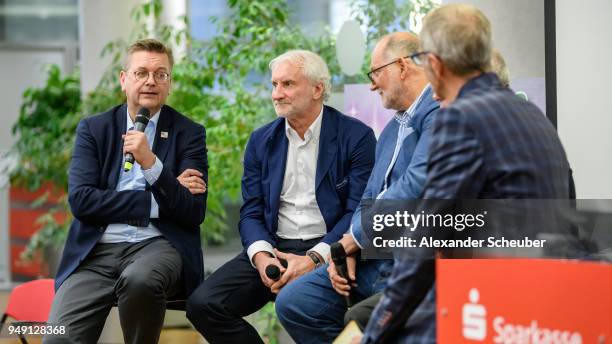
[
  {"left": 78, "top": 0, "right": 138, "bottom": 96},
  {"left": 160, "top": 0, "right": 188, "bottom": 59},
  {"left": 443, "top": 0, "right": 545, "bottom": 79},
  {"left": 556, "top": 0, "right": 612, "bottom": 198},
  {"left": 441, "top": 0, "right": 612, "bottom": 198},
  {"left": 79, "top": 0, "right": 188, "bottom": 97}
]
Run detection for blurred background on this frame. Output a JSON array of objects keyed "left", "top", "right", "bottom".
[{"left": 0, "top": 0, "right": 610, "bottom": 343}]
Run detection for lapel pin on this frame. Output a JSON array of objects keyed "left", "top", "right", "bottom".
[{"left": 161, "top": 131, "right": 168, "bottom": 139}]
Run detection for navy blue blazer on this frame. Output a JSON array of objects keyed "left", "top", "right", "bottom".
[
  {"left": 239, "top": 105, "right": 376, "bottom": 249},
  {"left": 364, "top": 74, "right": 571, "bottom": 343},
  {"left": 424, "top": 73, "right": 570, "bottom": 199},
  {"left": 56, "top": 104, "right": 208, "bottom": 295},
  {"left": 351, "top": 86, "right": 440, "bottom": 246}
]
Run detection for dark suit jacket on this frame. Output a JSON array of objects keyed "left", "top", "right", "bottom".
[
  {"left": 364, "top": 73, "right": 571, "bottom": 343},
  {"left": 239, "top": 105, "right": 376, "bottom": 249},
  {"left": 56, "top": 104, "right": 208, "bottom": 295}
]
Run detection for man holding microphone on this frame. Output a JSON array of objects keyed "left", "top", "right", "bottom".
[
  {"left": 275, "top": 32, "right": 440, "bottom": 343},
  {"left": 44, "top": 38, "right": 208, "bottom": 344}
]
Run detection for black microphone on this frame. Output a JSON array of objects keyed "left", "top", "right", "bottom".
[
  {"left": 331, "top": 242, "right": 354, "bottom": 307},
  {"left": 265, "top": 258, "right": 288, "bottom": 281},
  {"left": 123, "top": 107, "right": 151, "bottom": 172}
]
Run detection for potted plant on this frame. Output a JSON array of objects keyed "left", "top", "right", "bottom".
[{"left": 10, "top": 0, "right": 435, "bottom": 339}]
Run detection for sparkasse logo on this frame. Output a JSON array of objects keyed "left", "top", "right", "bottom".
[
  {"left": 462, "top": 288, "right": 486, "bottom": 340},
  {"left": 461, "top": 288, "right": 584, "bottom": 344}
]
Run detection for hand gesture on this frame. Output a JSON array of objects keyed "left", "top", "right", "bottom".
[{"left": 177, "top": 168, "right": 206, "bottom": 194}]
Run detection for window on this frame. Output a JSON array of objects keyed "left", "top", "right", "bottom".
[{"left": 0, "top": 0, "right": 78, "bottom": 43}]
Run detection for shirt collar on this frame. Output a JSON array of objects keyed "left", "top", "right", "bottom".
[
  {"left": 394, "top": 84, "right": 431, "bottom": 126},
  {"left": 126, "top": 107, "right": 161, "bottom": 130},
  {"left": 456, "top": 72, "right": 500, "bottom": 99},
  {"left": 285, "top": 105, "right": 324, "bottom": 143}
]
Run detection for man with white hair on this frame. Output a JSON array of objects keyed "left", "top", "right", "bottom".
[
  {"left": 361, "top": 4, "right": 570, "bottom": 343},
  {"left": 186, "top": 49, "right": 376, "bottom": 343},
  {"left": 489, "top": 48, "right": 510, "bottom": 87},
  {"left": 275, "top": 32, "right": 440, "bottom": 344}
]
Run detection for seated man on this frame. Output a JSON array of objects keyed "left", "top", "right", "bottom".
[
  {"left": 275, "top": 32, "right": 440, "bottom": 343},
  {"left": 44, "top": 39, "right": 208, "bottom": 344},
  {"left": 185, "top": 50, "right": 376, "bottom": 344},
  {"left": 362, "top": 4, "right": 571, "bottom": 343}
]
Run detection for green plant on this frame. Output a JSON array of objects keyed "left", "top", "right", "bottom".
[
  {"left": 10, "top": 65, "right": 81, "bottom": 259},
  {"left": 352, "top": 0, "right": 437, "bottom": 44},
  {"left": 11, "top": 65, "right": 82, "bottom": 192},
  {"left": 12, "top": 0, "right": 437, "bottom": 252},
  {"left": 256, "top": 302, "right": 282, "bottom": 344},
  {"left": 10, "top": 0, "right": 436, "bottom": 340},
  {"left": 22, "top": 196, "right": 71, "bottom": 262}
]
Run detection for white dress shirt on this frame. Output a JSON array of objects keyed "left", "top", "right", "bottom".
[{"left": 247, "top": 106, "right": 331, "bottom": 265}]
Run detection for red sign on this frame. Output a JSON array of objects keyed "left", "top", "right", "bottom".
[{"left": 437, "top": 259, "right": 611, "bottom": 343}]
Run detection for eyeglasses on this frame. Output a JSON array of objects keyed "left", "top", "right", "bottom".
[
  {"left": 366, "top": 52, "right": 431, "bottom": 83},
  {"left": 409, "top": 51, "right": 430, "bottom": 67},
  {"left": 367, "top": 56, "right": 407, "bottom": 83},
  {"left": 132, "top": 70, "right": 171, "bottom": 83}
]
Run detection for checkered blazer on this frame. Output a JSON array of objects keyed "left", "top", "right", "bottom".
[{"left": 363, "top": 73, "right": 571, "bottom": 344}]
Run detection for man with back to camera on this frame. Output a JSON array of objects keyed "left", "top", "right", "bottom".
[
  {"left": 360, "top": 4, "right": 572, "bottom": 343},
  {"left": 274, "top": 32, "right": 440, "bottom": 343},
  {"left": 185, "top": 49, "right": 376, "bottom": 343},
  {"left": 434, "top": 48, "right": 509, "bottom": 107},
  {"left": 44, "top": 38, "right": 208, "bottom": 344}
]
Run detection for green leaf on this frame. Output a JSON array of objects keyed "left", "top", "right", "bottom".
[{"left": 12, "top": 0, "right": 437, "bottom": 293}]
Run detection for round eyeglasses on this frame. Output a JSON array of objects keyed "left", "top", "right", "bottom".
[
  {"left": 366, "top": 51, "right": 431, "bottom": 83},
  {"left": 409, "top": 51, "right": 430, "bottom": 67},
  {"left": 132, "top": 70, "right": 171, "bottom": 83}
]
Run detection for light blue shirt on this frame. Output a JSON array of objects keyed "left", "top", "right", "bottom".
[
  {"left": 378, "top": 112, "right": 415, "bottom": 198},
  {"left": 376, "top": 86, "right": 429, "bottom": 198},
  {"left": 350, "top": 85, "right": 435, "bottom": 248},
  {"left": 99, "top": 109, "right": 164, "bottom": 243}
]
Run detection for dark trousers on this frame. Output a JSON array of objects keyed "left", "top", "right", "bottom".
[
  {"left": 344, "top": 292, "right": 382, "bottom": 330},
  {"left": 186, "top": 238, "right": 319, "bottom": 344},
  {"left": 43, "top": 237, "right": 183, "bottom": 344}
]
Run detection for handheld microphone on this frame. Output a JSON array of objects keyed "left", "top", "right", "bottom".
[
  {"left": 331, "top": 242, "right": 354, "bottom": 307},
  {"left": 265, "top": 258, "right": 288, "bottom": 281},
  {"left": 123, "top": 107, "right": 151, "bottom": 172}
]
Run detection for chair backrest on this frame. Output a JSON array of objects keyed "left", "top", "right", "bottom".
[{"left": 4, "top": 279, "right": 55, "bottom": 322}]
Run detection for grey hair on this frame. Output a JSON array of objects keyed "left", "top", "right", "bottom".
[
  {"left": 382, "top": 34, "right": 420, "bottom": 60},
  {"left": 269, "top": 50, "right": 332, "bottom": 101},
  {"left": 124, "top": 38, "right": 174, "bottom": 70},
  {"left": 420, "top": 4, "right": 492, "bottom": 75},
  {"left": 489, "top": 48, "right": 510, "bottom": 87}
]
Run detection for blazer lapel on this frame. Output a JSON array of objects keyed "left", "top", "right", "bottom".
[
  {"left": 109, "top": 104, "right": 128, "bottom": 190},
  {"left": 267, "top": 123, "right": 288, "bottom": 221},
  {"left": 316, "top": 108, "right": 338, "bottom": 190},
  {"left": 152, "top": 105, "right": 173, "bottom": 163}
]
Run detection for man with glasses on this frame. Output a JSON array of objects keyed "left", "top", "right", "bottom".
[
  {"left": 275, "top": 32, "right": 439, "bottom": 343},
  {"left": 361, "top": 4, "right": 571, "bottom": 343},
  {"left": 45, "top": 38, "right": 208, "bottom": 344}
]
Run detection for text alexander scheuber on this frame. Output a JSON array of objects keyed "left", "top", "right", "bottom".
[{"left": 370, "top": 210, "right": 546, "bottom": 249}]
